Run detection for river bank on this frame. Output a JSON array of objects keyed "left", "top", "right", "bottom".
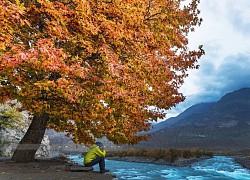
[
  {"left": 0, "top": 156, "right": 115, "bottom": 180},
  {"left": 107, "top": 155, "right": 250, "bottom": 170},
  {"left": 234, "top": 156, "right": 250, "bottom": 170},
  {"left": 67, "top": 154, "right": 250, "bottom": 180},
  {"left": 107, "top": 156, "right": 211, "bottom": 167}
]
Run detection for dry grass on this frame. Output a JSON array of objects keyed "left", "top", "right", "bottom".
[{"left": 107, "top": 148, "right": 214, "bottom": 163}]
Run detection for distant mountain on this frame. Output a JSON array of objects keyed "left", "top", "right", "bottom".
[
  {"left": 137, "top": 88, "right": 250, "bottom": 149},
  {"left": 151, "top": 102, "right": 215, "bottom": 132},
  {"left": 45, "top": 130, "right": 71, "bottom": 145}
]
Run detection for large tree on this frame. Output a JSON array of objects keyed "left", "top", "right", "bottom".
[{"left": 0, "top": 0, "right": 204, "bottom": 162}]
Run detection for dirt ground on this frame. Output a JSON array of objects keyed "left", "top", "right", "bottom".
[{"left": 0, "top": 157, "right": 116, "bottom": 180}]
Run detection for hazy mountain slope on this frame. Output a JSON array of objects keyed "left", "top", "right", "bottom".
[
  {"left": 137, "top": 88, "right": 250, "bottom": 149},
  {"left": 151, "top": 102, "right": 215, "bottom": 132}
]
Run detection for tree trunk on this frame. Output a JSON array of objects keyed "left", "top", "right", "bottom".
[{"left": 11, "top": 113, "right": 49, "bottom": 162}]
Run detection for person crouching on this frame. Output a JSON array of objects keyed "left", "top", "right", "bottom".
[{"left": 84, "top": 142, "right": 110, "bottom": 173}]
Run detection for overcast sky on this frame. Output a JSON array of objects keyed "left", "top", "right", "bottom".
[{"left": 163, "top": 0, "right": 250, "bottom": 120}]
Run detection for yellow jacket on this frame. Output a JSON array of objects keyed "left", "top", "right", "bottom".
[{"left": 84, "top": 144, "right": 106, "bottom": 164}]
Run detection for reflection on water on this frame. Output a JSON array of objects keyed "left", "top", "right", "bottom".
[{"left": 70, "top": 155, "right": 250, "bottom": 180}]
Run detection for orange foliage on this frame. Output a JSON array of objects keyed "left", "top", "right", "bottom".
[{"left": 0, "top": 0, "right": 204, "bottom": 145}]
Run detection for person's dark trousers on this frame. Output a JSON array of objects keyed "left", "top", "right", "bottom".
[{"left": 84, "top": 157, "right": 105, "bottom": 171}]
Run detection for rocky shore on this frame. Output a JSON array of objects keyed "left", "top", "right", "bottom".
[
  {"left": 108, "top": 155, "right": 250, "bottom": 170},
  {"left": 0, "top": 157, "right": 116, "bottom": 180},
  {"left": 234, "top": 156, "right": 250, "bottom": 170},
  {"left": 107, "top": 156, "right": 210, "bottom": 167}
]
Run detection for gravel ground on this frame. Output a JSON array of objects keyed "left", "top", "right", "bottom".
[{"left": 0, "top": 157, "right": 116, "bottom": 180}]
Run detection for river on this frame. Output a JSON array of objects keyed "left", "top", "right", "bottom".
[{"left": 69, "top": 155, "right": 250, "bottom": 180}]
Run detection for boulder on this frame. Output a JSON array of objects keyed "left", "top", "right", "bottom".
[{"left": 0, "top": 111, "right": 51, "bottom": 157}]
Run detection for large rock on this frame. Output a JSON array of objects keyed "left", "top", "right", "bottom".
[{"left": 0, "top": 111, "right": 51, "bottom": 157}]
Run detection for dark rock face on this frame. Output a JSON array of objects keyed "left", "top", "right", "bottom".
[{"left": 138, "top": 88, "right": 250, "bottom": 149}]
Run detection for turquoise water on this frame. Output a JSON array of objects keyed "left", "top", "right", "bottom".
[{"left": 69, "top": 155, "right": 250, "bottom": 180}]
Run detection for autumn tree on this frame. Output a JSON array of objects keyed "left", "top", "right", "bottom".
[{"left": 0, "top": 0, "right": 204, "bottom": 162}]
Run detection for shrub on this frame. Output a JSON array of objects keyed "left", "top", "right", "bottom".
[
  {"left": 182, "top": 150, "right": 193, "bottom": 158},
  {"left": 169, "top": 148, "right": 182, "bottom": 162},
  {"left": 107, "top": 148, "right": 214, "bottom": 162},
  {"left": 0, "top": 103, "right": 24, "bottom": 130}
]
